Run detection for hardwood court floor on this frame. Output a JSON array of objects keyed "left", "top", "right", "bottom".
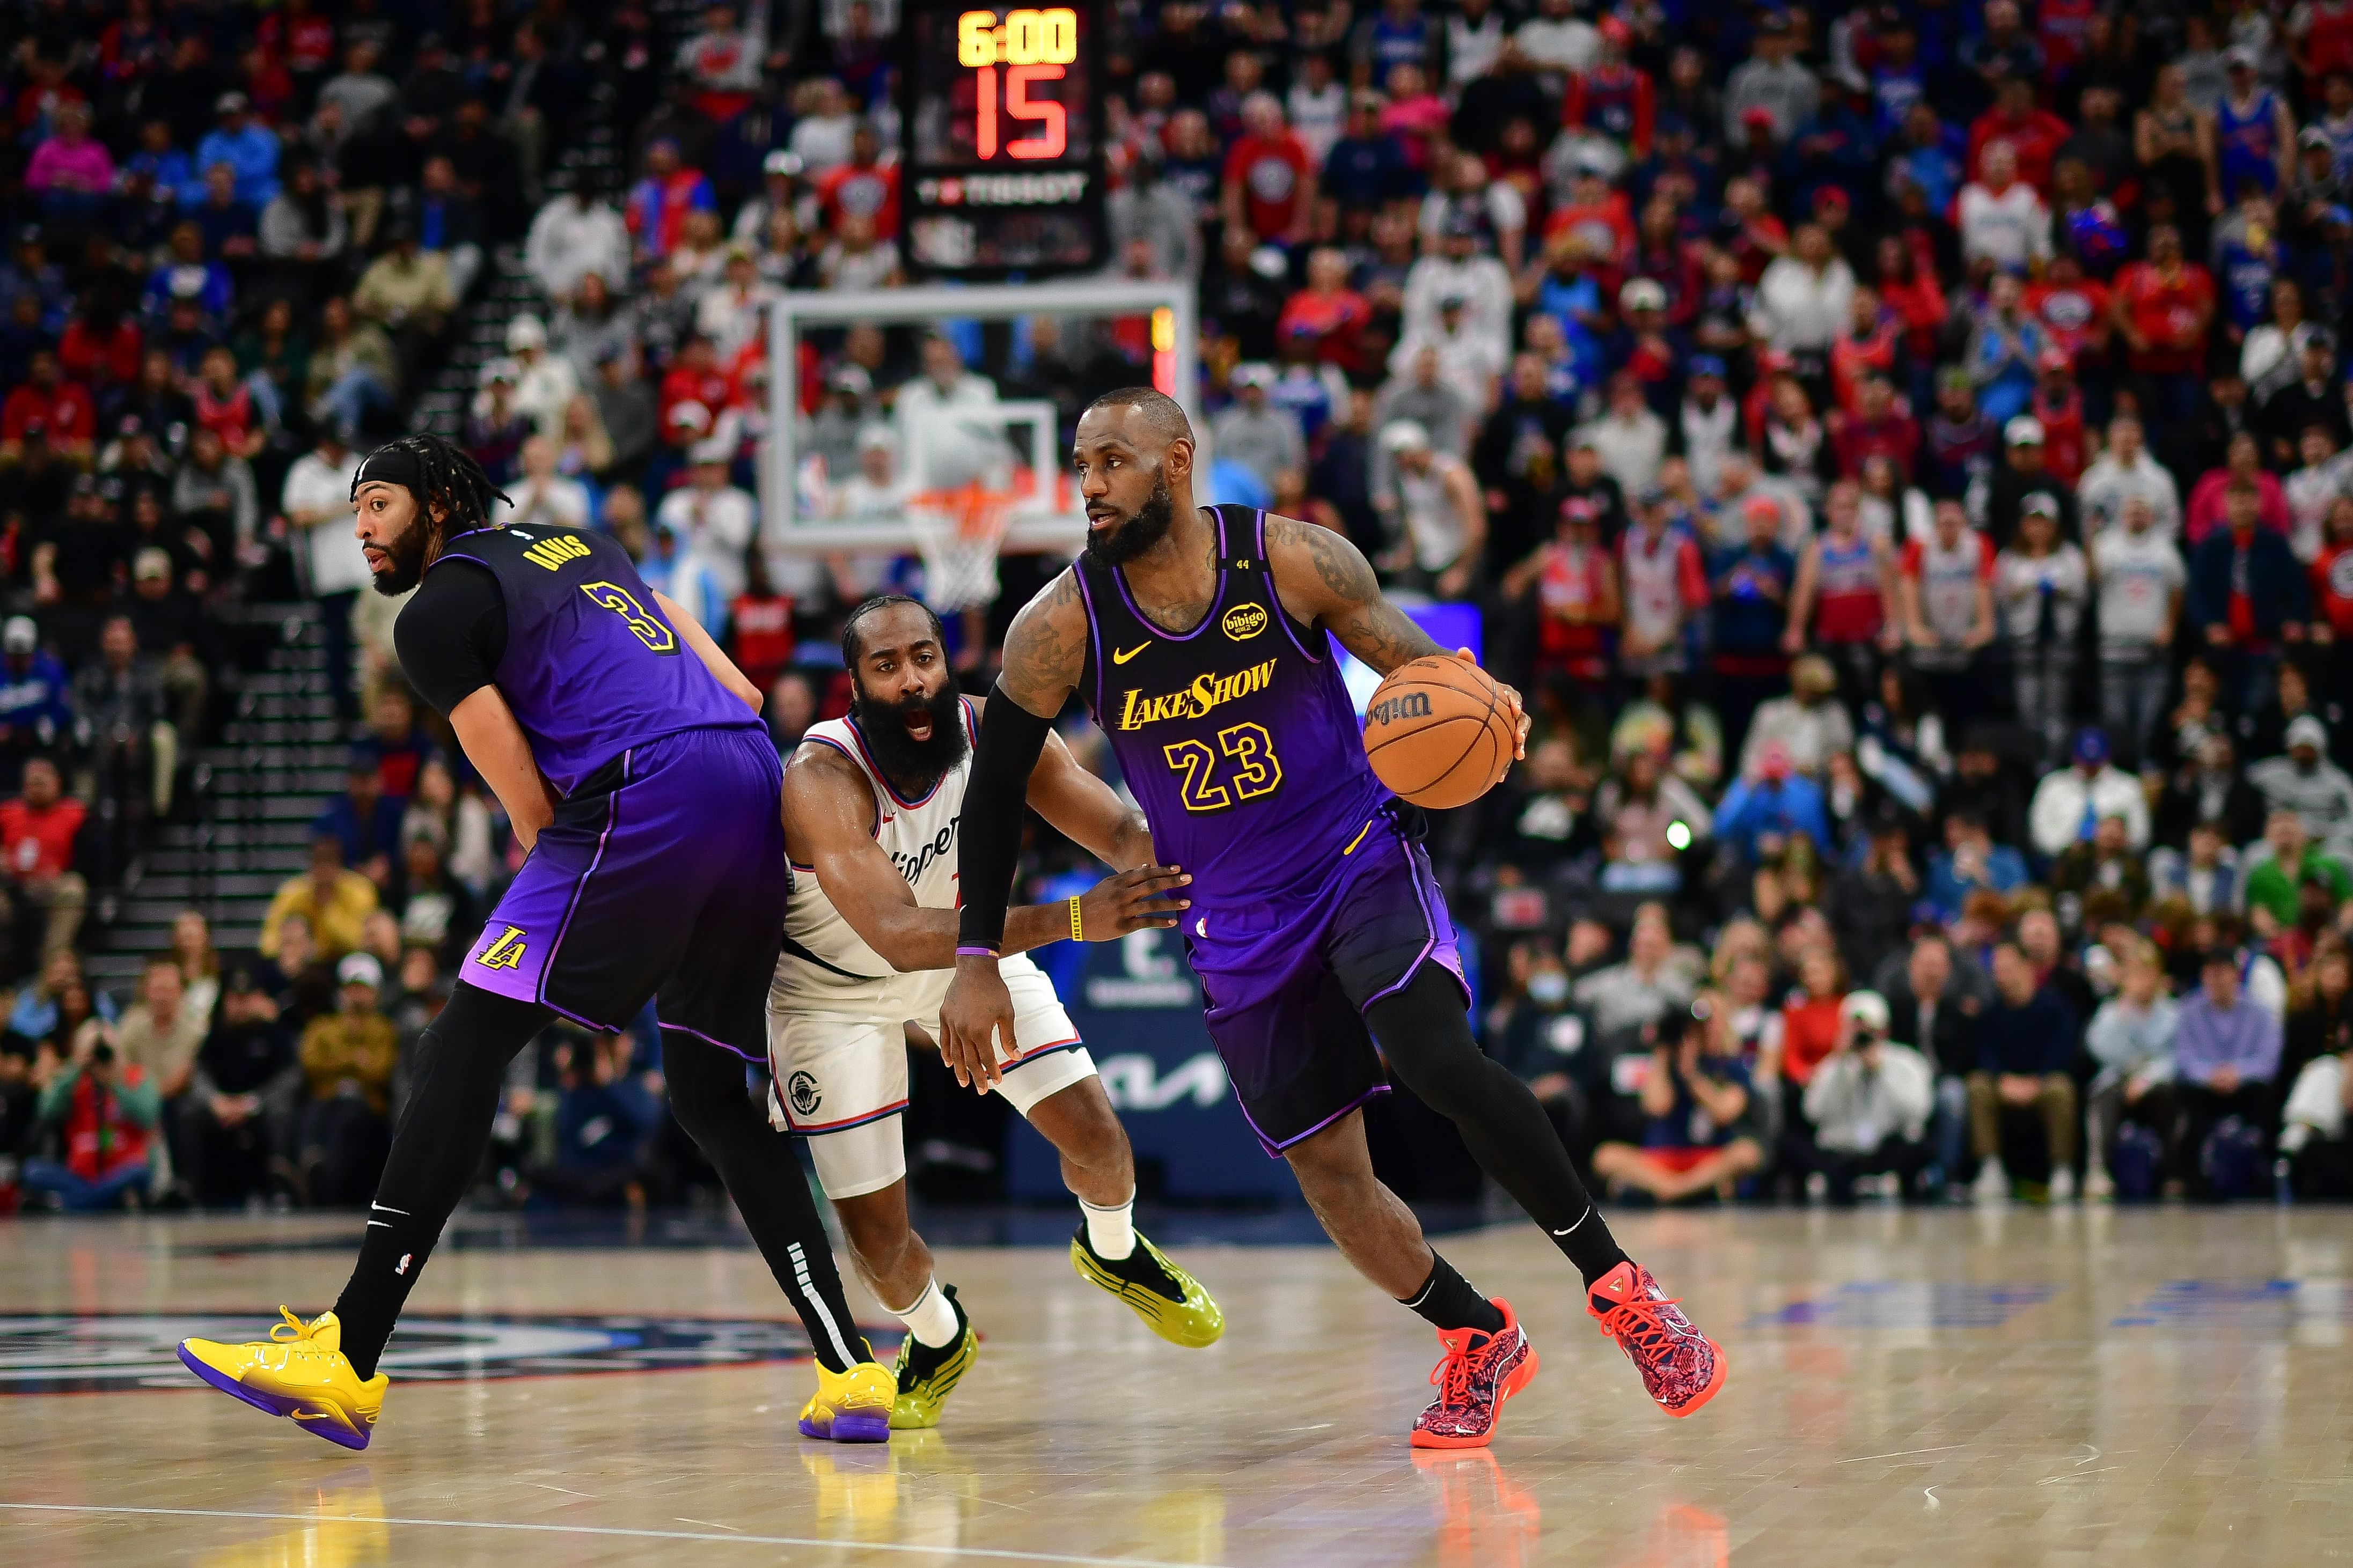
[{"left": 2, "top": 1205, "right": 2349, "bottom": 1567}]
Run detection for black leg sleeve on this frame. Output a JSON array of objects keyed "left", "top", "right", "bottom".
[
  {"left": 661, "top": 1033, "right": 872, "bottom": 1373},
  {"left": 333, "top": 982, "right": 550, "bottom": 1378},
  {"left": 1366, "top": 962, "right": 1631, "bottom": 1287}
]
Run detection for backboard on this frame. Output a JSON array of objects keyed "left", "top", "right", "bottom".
[{"left": 761, "top": 278, "right": 1199, "bottom": 556}]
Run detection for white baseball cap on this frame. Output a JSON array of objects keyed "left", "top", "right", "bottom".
[{"left": 1380, "top": 419, "right": 1431, "bottom": 454}]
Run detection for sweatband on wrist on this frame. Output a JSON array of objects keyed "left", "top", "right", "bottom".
[
  {"left": 955, "top": 682, "right": 1056, "bottom": 951},
  {"left": 1069, "top": 894, "right": 1083, "bottom": 943}
]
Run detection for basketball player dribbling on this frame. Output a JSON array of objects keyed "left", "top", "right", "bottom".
[
  {"left": 942, "top": 391, "right": 1726, "bottom": 1448},
  {"left": 177, "top": 435, "right": 896, "bottom": 1448},
  {"left": 769, "top": 594, "right": 1223, "bottom": 1429}
]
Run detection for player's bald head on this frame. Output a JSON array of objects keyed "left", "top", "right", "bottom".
[{"left": 1077, "top": 387, "right": 1193, "bottom": 455}]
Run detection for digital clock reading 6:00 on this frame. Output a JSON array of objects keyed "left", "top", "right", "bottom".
[{"left": 956, "top": 8, "right": 1079, "bottom": 160}]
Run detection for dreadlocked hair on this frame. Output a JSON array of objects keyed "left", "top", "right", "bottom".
[{"left": 371, "top": 433, "right": 509, "bottom": 563}]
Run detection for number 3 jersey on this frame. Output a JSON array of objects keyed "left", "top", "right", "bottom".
[
  {"left": 1072, "top": 506, "right": 1390, "bottom": 905},
  {"left": 405, "top": 523, "right": 762, "bottom": 792}
]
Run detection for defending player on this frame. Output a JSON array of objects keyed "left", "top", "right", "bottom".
[
  {"left": 178, "top": 435, "right": 896, "bottom": 1448},
  {"left": 774, "top": 594, "right": 1222, "bottom": 1429},
  {"left": 941, "top": 391, "right": 1726, "bottom": 1449}
]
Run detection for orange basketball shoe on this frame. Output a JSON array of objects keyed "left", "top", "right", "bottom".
[
  {"left": 1587, "top": 1261, "right": 1725, "bottom": 1417},
  {"left": 1409, "top": 1298, "right": 1539, "bottom": 1449}
]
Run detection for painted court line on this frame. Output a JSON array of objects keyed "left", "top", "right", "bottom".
[{"left": 0, "top": 1502, "right": 1233, "bottom": 1567}]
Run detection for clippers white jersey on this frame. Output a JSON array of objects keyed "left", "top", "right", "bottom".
[{"left": 774, "top": 697, "right": 1045, "bottom": 1015}]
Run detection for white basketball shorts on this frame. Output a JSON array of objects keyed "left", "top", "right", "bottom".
[{"left": 766, "top": 960, "right": 1094, "bottom": 1198}]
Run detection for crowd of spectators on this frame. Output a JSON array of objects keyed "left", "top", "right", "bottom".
[{"left": 16, "top": 0, "right": 2353, "bottom": 1214}]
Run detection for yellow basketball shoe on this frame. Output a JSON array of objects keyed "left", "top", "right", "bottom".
[
  {"left": 890, "top": 1285, "right": 977, "bottom": 1430},
  {"left": 797, "top": 1349, "right": 895, "bottom": 1442},
  {"left": 1070, "top": 1225, "right": 1225, "bottom": 1348},
  {"left": 177, "top": 1308, "right": 388, "bottom": 1451}
]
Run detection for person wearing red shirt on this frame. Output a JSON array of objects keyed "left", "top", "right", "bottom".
[
  {"left": 2311, "top": 497, "right": 2353, "bottom": 704},
  {"left": 1775, "top": 948, "right": 1850, "bottom": 1091},
  {"left": 58, "top": 310, "right": 141, "bottom": 389},
  {"left": 1221, "top": 94, "right": 1313, "bottom": 245},
  {"left": 1968, "top": 77, "right": 2073, "bottom": 192},
  {"left": 0, "top": 349, "right": 95, "bottom": 462},
  {"left": 2297, "top": 2, "right": 2353, "bottom": 88},
  {"left": 1508, "top": 497, "right": 1619, "bottom": 684},
  {"left": 2024, "top": 253, "right": 2112, "bottom": 362},
  {"left": 727, "top": 556, "right": 796, "bottom": 696},
  {"left": 2028, "top": 352, "right": 2088, "bottom": 485},
  {"left": 1564, "top": 23, "right": 1655, "bottom": 159},
  {"left": 1545, "top": 157, "right": 1638, "bottom": 270},
  {"left": 191, "top": 347, "right": 263, "bottom": 460},
  {"left": 1830, "top": 374, "right": 1922, "bottom": 481},
  {"left": 1872, "top": 232, "right": 1948, "bottom": 369},
  {"left": 2037, "top": 0, "right": 2098, "bottom": 81},
  {"left": 1277, "top": 247, "right": 1373, "bottom": 371},
  {"left": 2109, "top": 225, "right": 2215, "bottom": 433},
  {"left": 0, "top": 756, "right": 89, "bottom": 963},
  {"left": 657, "top": 335, "right": 735, "bottom": 452},
  {"left": 1828, "top": 287, "right": 1902, "bottom": 413},
  {"left": 816, "top": 124, "right": 900, "bottom": 239}
]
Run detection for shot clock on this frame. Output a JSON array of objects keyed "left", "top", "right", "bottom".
[{"left": 898, "top": 3, "right": 1106, "bottom": 278}]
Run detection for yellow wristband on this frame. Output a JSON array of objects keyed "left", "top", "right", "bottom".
[{"left": 1069, "top": 894, "right": 1083, "bottom": 943}]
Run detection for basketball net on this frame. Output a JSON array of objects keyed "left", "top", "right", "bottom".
[{"left": 907, "top": 479, "right": 1018, "bottom": 612}]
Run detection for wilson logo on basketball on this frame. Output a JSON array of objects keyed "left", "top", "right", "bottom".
[
  {"left": 1220, "top": 603, "right": 1268, "bottom": 641},
  {"left": 1366, "top": 691, "right": 1433, "bottom": 726}
]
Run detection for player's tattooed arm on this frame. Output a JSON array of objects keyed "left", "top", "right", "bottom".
[
  {"left": 1264, "top": 514, "right": 1530, "bottom": 760},
  {"left": 1266, "top": 513, "right": 1443, "bottom": 672},
  {"left": 995, "top": 566, "right": 1088, "bottom": 718}
]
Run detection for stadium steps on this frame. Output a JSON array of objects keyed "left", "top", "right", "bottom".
[
  {"left": 86, "top": 603, "right": 349, "bottom": 990},
  {"left": 418, "top": 71, "right": 621, "bottom": 440}
]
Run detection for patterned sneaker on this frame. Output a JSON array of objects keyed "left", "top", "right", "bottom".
[
  {"left": 1409, "top": 1298, "right": 1539, "bottom": 1450},
  {"left": 1587, "top": 1261, "right": 1725, "bottom": 1418}
]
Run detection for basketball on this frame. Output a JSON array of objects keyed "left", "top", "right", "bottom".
[{"left": 1361, "top": 656, "right": 1516, "bottom": 809}]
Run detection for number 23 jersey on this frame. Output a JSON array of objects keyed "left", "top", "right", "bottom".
[{"left": 1072, "top": 505, "right": 1389, "bottom": 905}]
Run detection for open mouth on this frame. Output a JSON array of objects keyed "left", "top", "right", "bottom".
[
  {"left": 903, "top": 710, "right": 935, "bottom": 742},
  {"left": 1086, "top": 508, "right": 1119, "bottom": 530}
]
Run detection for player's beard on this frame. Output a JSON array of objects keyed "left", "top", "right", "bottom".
[
  {"left": 1083, "top": 469, "right": 1177, "bottom": 568},
  {"left": 851, "top": 680, "right": 970, "bottom": 794},
  {"left": 369, "top": 507, "right": 434, "bottom": 597}
]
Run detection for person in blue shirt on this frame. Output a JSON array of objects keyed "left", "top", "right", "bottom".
[
  {"left": 1708, "top": 497, "right": 1799, "bottom": 756},
  {"left": 534, "top": 1030, "right": 665, "bottom": 1207},
  {"left": 311, "top": 758, "right": 405, "bottom": 885},
  {"left": 1966, "top": 940, "right": 2081, "bottom": 1197},
  {"left": 1714, "top": 743, "right": 1832, "bottom": 866},
  {"left": 192, "top": 92, "right": 281, "bottom": 211},
  {"left": 125, "top": 119, "right": 197, "bottom": 209},
  {"left": 1924, "top": 808, "right": 2029, "bottom": 922},
  {"left": 0, "top": 616, "right": 73, "bottom": 791},
  {"left": 1320, "top": 93, "right": 1417, "bottom": 212}
]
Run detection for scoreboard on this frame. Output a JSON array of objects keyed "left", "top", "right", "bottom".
[{"left": 898, "top": 4, "right": 1106, "bottom": 278}]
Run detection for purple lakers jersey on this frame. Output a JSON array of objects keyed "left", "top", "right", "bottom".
[
  {"left": 1073, "top": 506, "right": 1390, "bottom": 901},
  {"left": 425, "top": 523, "right": 761, "bottom": 793}
]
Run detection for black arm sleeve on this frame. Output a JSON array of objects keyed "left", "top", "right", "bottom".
[
  {"left": 392, "top": 561, "right": 509, "bottom": 718},
  {"left": 955, "top": 683, "right": 1057, "bottom": 952}
]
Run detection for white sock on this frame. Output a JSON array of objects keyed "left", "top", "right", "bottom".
[
  {"left": 891, "top": 1278, "right": 960, "bottom": 1350},
  {"left": 1081, "top": 1191, "right": 1137, "bottom": 1261}
]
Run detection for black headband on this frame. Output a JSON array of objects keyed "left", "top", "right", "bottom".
[{"left": 349, "top": 445, "right": 425, "bottom": 502}]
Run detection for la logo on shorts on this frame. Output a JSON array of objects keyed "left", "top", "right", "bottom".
[
  {"left": 788, "top": 1071, "right": 822, "bottom": 1117},
  {"left": 476, "top": 925, "right": 529, "bottom": 970}
]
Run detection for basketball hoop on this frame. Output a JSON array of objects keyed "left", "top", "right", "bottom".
[{"left": 907, "top": 480, "right": 1018, "bottom": 611}]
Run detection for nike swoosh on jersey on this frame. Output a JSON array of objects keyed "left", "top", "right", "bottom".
[{"left": 1112, "top": 642, "right": 1153, "bottom": 664}]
